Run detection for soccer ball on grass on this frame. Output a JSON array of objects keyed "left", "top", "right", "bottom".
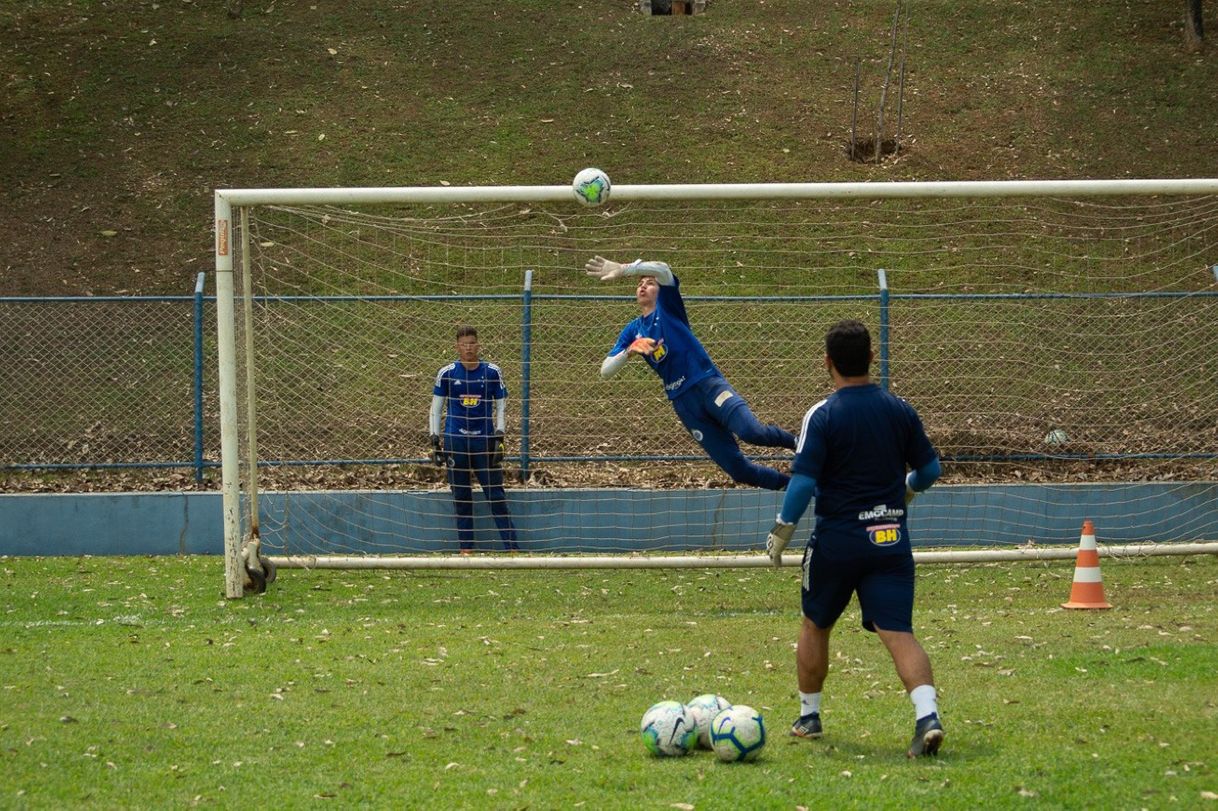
[
  {"left": 685, "top": 694, "right": 732, "bottom": 749},
  {"left": 640, "top": 700, "right": 696, "bottom": 757},
  {"left": 572, "top": 167, "right": 611, "bottom": 207},
  {"left": 710, "top": 705, "right": 766, "bottom": 762}
]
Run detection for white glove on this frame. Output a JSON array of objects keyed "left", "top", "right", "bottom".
[
  {"left": 766, "top": 516, "right": 797, "bottom": 566},
  {"left": 905, "top": 471, "right": 917, "bottom": 505},
  {"left": 585, "top": 255, "right": 625, "bottom": 281}
]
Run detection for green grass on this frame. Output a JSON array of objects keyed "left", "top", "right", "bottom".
[
  {"left": 2, "top": 554, "right": 1215, "bottom": 807},
  {"left": 3, "top": 1, "right": 1218, "bottom": 295}
]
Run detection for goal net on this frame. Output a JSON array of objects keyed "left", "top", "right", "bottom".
[{"left": 214, "top": 180, "right": 1218, "bottom": 596}]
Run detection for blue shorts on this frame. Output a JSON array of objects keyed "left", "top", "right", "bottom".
[{"left": 800, "top": 539, "right": 915, "bottom": 633}]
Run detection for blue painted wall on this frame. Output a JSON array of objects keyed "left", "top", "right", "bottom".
[{"left": 1, "top": 483, "right": 1215, "bottom": 556}]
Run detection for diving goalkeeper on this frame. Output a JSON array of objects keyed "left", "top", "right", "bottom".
[{"left": 586, "top": 256, "right": 796, "bottom": 491}]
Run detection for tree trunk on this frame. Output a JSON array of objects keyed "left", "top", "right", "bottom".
[{"left": 1185, "top": 0, "right": 1204, "bottom": 50}]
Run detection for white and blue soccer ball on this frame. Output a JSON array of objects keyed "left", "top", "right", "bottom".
[
  {"left": 572, "top": 167, "right": 611, "bottom": 207},
  {"left": 685, "top": 694, "right": 732, "bottom": 750},
  {"left": 640, "top": 700, "right": 696, "bottom": 757},
  {"left": 710, "top": 704, "right": 766, "bottom": 762}
]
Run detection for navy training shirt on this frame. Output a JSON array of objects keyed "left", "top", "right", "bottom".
[
  {"left": 433, "top": 361, "right": 507, "bottom": 438},
  {"left": 793, "top": 383, "right": 938, "bottom": 554},
  {"left": 607, "top": 274, "right": 720, "bottom": 400}
]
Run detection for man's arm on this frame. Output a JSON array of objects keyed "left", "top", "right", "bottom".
[
  {"left": 904, "top": 457, "right": 941, "bottom": 504},
  {"left": 429, "top": 394, "right": 444, "bottom": 437},
  {"left": 428, "top": 394, "right": 446, "bottom": 466},
  {"left": 584, "top": 256, "right": 675, "bottom": 285}
]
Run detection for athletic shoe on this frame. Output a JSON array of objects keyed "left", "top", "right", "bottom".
[
  {"left": 907, "top": 713, "right": 944, "bottom": 758},
  {"left": 459, "top": 547, "right": 473, "bottom": 556},
  {"left": 790, "top": 712, "right": 823, "bottom": 739}
]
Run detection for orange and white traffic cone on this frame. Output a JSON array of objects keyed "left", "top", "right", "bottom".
[{"left": 1061, "top": 519, "right": 1112, "bottom": 610}]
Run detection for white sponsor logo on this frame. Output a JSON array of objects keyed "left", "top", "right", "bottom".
[
  {"left": 858, "top": 504, "right": 905, "bottom": 521},
  {"left": 664, "top": 375, "right": 686, "bottom": 392},
  {"left": 714, "top": 390, "right": 734, "bottom": 408}
]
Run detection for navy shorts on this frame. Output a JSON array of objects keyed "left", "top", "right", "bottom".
[{"left": 800, "top": 540, "right": 916, "bottom": 633}]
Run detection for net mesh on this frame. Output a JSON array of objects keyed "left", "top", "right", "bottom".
[{"left": 226, "top": 194, "right": 1218, "bottom": 556}]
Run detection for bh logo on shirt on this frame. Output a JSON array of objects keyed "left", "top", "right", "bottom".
[
  {"left": 461, "top": 394, "right": 482, "bottom": 408},
  {"left": 867, "top": 523, "right": 902, "bottom": 547}
]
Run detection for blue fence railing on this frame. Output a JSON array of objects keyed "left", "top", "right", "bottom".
[{"left": 3, "top": 272, "right": 1217, "bottom": 480}]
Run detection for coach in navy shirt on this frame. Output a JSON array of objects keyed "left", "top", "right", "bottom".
[
  {"left": 766, "top": 319, "right": 946, "bottom": 758},
  {"left": 586, "top": 256, "right": 796, "bottom": 491},
  {"left": 430, "top": 325, "right": 518, "bottom": 553}
]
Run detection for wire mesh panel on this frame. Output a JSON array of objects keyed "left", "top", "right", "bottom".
[{"left": 1, "top": 298, "right": 201, "bottom": 468}]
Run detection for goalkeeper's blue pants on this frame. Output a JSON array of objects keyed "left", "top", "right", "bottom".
[
  {"left": 671, "top": 376, "right": 795, "bottom": 491},
  {"left": 445, "top": 436, "right": 518, "bottom": 551}
]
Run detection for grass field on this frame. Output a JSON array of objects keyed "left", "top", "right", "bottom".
[{"left": 2, "top": 553, "right": 1215, "bottom": 808}]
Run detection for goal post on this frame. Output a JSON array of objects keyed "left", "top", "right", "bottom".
[{"left": 214, "top": 178, "right": 1218, "bottom": 597}]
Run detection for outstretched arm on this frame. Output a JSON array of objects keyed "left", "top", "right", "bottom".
[{"left": 584, "top": 256, "right": 675, "bottom": 285}]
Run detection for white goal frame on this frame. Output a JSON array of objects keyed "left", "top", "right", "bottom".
[{"left": 214, "top": 178, "right": 1218, "bottom": 597}]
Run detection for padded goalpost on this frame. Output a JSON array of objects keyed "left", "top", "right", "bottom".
[{"left": 214, "top": 179, "right": 1218, "bottom": 597}]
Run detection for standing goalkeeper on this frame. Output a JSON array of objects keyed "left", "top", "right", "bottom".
[
  {"left": 765, "top": 319, "right": 944, "bottom": 758},
  {"left": 430, "top": 325, "right": 519, "bottom": 553},
  {"left": 586, "top": 256, "right": 796, "bottom": 491}
]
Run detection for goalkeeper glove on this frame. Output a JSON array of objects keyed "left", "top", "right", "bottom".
[
  {"left": 766, "top": 516, "right": 797, "bottom": 567},
  {"left": 905, "top": 471, "right": 917, "bottom": 505},
  {"left": 489, "top": 431, "right": 505, "bottom": 468},
  {"left": 429, "top": 434, "right": 447, "bottom": 467},
  {"left": 627, "top": 337, "right": 656, "bottom": 356},
  {"left": 584, "top": 255, "right": 625, "bottom": 281}
]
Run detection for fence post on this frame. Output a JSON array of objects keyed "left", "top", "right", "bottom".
[
  {"left": 877, "top": 268, "right": 890, "bottom": 389},
  {"left": 193, "top": 271, "right": 206, "bottom": 483},
  {"left": 519, "top": 270, "right": 533, "bottom": 482}
]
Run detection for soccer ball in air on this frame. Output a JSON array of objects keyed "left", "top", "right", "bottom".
[
  {"left": 640, "top": 700, "right": 697, "bottom": 757},
  {"left": 572, "top": 167, "right": 611, "bottom": 207},
  {"left": 710, "top": 705, "right": 766, "bottom": 762},
  {"left": 685, "top": 694, "right": 732, "bottom": 749}
]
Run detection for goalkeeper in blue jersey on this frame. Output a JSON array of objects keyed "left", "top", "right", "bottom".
[
  {"left": 586, "top": 256, "right": 796, "bottom": 491},
  {"left": 764, "top": 319, "right": 944, "bottom": 758},
  {"left": 430, "top": 325, "right": 518, "bottom": 553}
]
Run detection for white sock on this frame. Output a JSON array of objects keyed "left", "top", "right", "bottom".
[
  {"left": 909, "top": 684, "right": 938, "bottom": 720},
  {"left": 799, "top": 691, "right": 821, "bottom": 717}
]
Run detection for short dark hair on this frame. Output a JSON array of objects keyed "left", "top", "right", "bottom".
[
  {"left": 825, "top": 319, "right": 871, "bottom": 377},
  {"left": 455, "top": 325, "right": 478, "bottom": 340}
]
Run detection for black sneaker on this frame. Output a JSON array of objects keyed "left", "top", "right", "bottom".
[
  {"left": 907, "top": 713, "right": 944, "bottom": 758},
  {"left": 790, "top": 712, "right": 823, "bottom": 739}
]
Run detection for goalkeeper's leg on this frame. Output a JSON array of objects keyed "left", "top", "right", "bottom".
[
  {"left": 447, "top": 455, "right": 476, "bottom": 552},
  {"left": 718, "top": 390, "right": 796, "bottom": 450},
  {"left": 674, "top": 393, "right": 791, "bottom": 490},
  {"left": 474, "top": 460, "right": 518, "bottom": 551},
  {"left": 677, "top": 410, "right": 790, "bottom": 490}
]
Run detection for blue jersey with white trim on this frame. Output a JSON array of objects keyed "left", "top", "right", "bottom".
[
  {"left": 608, "top": 273, "right": 719, "bottom": 400},
  {"left": 433, "top": 361, "right": 507, "bottom": 438},
  {"left": 794, "top": 383, "right": 937, "bottom": 553}
]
